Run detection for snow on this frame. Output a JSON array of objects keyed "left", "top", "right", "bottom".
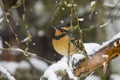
[
  {"left": 41, "top": 57, "right": 77, "bottom": 80},
  {"left": 41, "top": 32, "right": 120, "bottom": 80},
  {"left": 90, "top": 1, "right": 96, "bottom": 7},
  {"left": 0, "top": 61, "right": 30, "bottom": 74},
  {"left": 85, "top": 75, "right": 100, "bottom": 80},
  {"left": 29, "top": 57, "right": 49, "bottom": 72},
  {"left": 0, "top": 65, "right": 16, "bottom": 80},
  {"left": 110, "top": 74, "right": 120, "bottom": 80},
  {"left": 71, "top": 54, "right": 85, "bottom": 64},
  {"left": 84, "top": 43, "right": 100, "bottom": 55},
  {"left": 70, "top": 54, "right": 85, "bottom": 69},
  {"left": 97, "top": 32, "right": 120, "bottom": 51},
  {"left": 41, "top": 43, "right": 101, "bottom": 80}
]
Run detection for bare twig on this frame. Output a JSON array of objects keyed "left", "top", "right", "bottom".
[
  {"left": 0, "top": 48, "right": 54, "bottom": 64},
  {"left": 99, "top": 9, "right": 120, "bottom": 28},
  {"left": 50, "top": 0, "right": 62, "bottom": 23}
]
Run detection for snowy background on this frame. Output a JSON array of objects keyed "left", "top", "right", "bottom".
[{"left": 0, "top": 0, "right": 120, "bottom": 80}]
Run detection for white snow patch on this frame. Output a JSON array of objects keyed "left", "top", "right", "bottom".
[
  {"left": 41, "top": 57, "right": 77, "bottom": 80},
  {"left": 90, "top": 1, "right": 96, "bottom": 7},
  {"left": 84, "top": 43, "right": 100, "bottom": 55},
  {"left": 0, "top": 65, "right": 16, "bottom": 80},
  {"left": 70, "top": 54, "right": 85, "bottom": 69},
  {"left": 110, "top": 74, "right": 120, "bottom": 80},
  {"left": 97, "top": 33, "right": 120, "bottom": 52},
  {"left": 71, "top": 54, "right": 85, "bottom": 63},
  {"left": 0, "top": 61, "right": 30, "bottom": 74},
  {"left": 85, "top": 75, "right": 100, "bottom": 80},
  {"left": 41, "top": 43, "right": 102, "bottom": 80},
  {"left": 29, "top": 57, "right": 49, "bottom": 72}
]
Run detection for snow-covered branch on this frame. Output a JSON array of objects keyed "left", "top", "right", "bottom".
[
  {"left": 74, "top": 32, "right": 120, "bottom": 77},
  {"left": 41, "top": 32, "right": 120, "bottom": 80},
  {"left": 0, "top": 65, "right": 15, "bottom": 80}
]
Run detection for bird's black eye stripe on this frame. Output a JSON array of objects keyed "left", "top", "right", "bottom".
[{"left": 53, "top": 34, "right": 66, "bottom": 40}]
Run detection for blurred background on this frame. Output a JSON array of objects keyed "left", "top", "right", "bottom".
[{"left": 0, "top": 0, "right": 120, "bottom": 80}]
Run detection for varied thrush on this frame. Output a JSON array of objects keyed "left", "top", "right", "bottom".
[{"left": 52, "top": 26, "right": 85, "bottom": 56}]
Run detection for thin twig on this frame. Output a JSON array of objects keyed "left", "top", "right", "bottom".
[
  {"left": 0, "top": 48, "right": 54, "bottom": 64},
  {"left": 50, "top": 0, "right": 62, "bottom": 23}
]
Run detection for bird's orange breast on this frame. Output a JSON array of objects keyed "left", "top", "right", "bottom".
[{"left": 52, "top": 35, "right": 77, "bottom": 56}]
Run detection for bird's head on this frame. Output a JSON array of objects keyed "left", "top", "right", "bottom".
[{"left": 52, "top": 26, "right": 69, "bottom": 36}]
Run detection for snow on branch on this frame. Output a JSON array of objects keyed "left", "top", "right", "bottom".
[
  {"left": 40, "top": 55, "right": 83, "bottom": 80},
  {"left": 0, "top": 65, "right": 16, "bottom": 80},
  {"left": 40, "top": 43, "right": 100, "bottom": 80},
  {"left": 74, "top": 32, "right": 120, "bottom": 77},
  {"left": 41, "top": 32, "right": 120, "bottom": 80}
]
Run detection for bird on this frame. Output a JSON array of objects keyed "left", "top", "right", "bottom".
[{"left": 52, "top": 26, "right": 84, "bottom": 56}]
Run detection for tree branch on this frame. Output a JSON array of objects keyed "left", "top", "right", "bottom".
[{"left": 74, "top": 38, "right": 120, "bottom": 77}]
